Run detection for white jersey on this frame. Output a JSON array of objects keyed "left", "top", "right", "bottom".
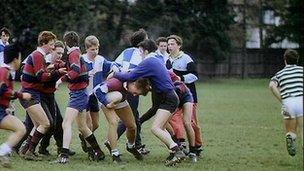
[
  {"left": 0, "top": 39, "right": 9, "bottom": 65},
  {"left": 115, "top": 47, "right": 142, "bottom": 71},
  {"left": 82, "top": 54, "right": 114, "bottom": 95}
]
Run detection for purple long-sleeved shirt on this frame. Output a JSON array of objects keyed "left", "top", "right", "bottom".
[{"left": 113, "top": 53, "right": 174, "bottom": 93}]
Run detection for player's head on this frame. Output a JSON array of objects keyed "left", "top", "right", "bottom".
[
  {"left": 52, "top": 40, "right": 65, "bottom": 60},
  {"left": 167, "top": 35, "right": 182, "bottom": 54},
  {"left": 63, "top": 31, "right": 79, "bottom": 48},
  {"left": 0, "top": 27, "right": 11, "bottom": 44},
  {"left": 130, "top": 28, "right": 148, "bottom": 47},
  {"left": 284, "top": 49, "right": 299, "bottom": 65},
  {"left": 138, "top": 39, "right": 157, "bottom": 57},
  {"left": 156, "top": 37, "right": 168, "bottom": 54},
  {"left": 127, "top": 78, "right": 151, "bottom": 96},
  {"left": 85, "top": 35, "right": 99, "bottom": 59},
  {"left": 38, "top": 31, "right": 57, "bottom": 54},
  {"left": 4, "top": 43, "right": 22, "bottom": 70}
]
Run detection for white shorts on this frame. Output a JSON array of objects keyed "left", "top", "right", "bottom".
[
  {"left": 281, "top": 96, "right": 303, "bottom": 119},
  {"left": 100, "top": 100, "right": 129, "bottom": 110}
]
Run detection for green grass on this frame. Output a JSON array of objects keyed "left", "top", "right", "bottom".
[{"left": 1, "top": 79, "right": 303, "bottom": 170}]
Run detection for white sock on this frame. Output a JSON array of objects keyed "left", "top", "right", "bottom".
[
  {"left": 127, "top": 142, "right": 135, "bottom": 149},
  {"left": 111, "top": 149, "right": 120, "bottom": 156},
  {"left": 0, "top": 143, "right": 12, "bottom": 156},
  {"left": 286, "top": 132, "right": 297, "bottom": 140}
]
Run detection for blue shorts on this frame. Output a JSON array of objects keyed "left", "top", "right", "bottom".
[
  {"left": 178, "top": 89, "right": 193, "bottom": 108},
  {"left": 68, "top": 89, "right": 89, "bottom": 112},
  {"left": 19, "top": 88, "right": 41, "bottom": 109},
  {"left": 0, "top": 107, "right": 8, "bottom": 123},
  {"left": 86, "top": 94, "right": 100, "bottom": 112},
  {"left": 156, "top": 90, "right": 179, "bottom": 113}
]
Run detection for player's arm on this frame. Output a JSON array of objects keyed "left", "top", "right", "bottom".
[
  {"left": 61, "top": 53, "right": 81, "bottom": 82},
  {"left": 182, "top": 61, "right": 198, "bottom": 84},
  {"left": 113, "top": 58, "right": 151, "bottom": 82},
  {"left": 0, "top": 81, "right": 31, "bottom": 100},
  {"left": 269, "top": 80, "right": 281, "bottom": 102},
  {"left": 33, "top": 54, "right": 60, "bottom": 82},
  {"left": 94, "top": 78, "right": 123, "bottom": 107}
]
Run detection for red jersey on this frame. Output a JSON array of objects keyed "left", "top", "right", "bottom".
[
  {"left": 21, "top": 48, "right": 60, "bottom": 91},
  {"left": 61, "top": 47, "right": 88, "bottom": 91},
  {"left": 0, "top": 65, "right": 23, "bottom": 108}
]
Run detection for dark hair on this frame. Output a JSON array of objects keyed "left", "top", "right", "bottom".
[
  {"left": 156, "top": 37, "right": 167, "bottom": 45},
  {"left": 130, "top": 28, "right": 147, "bottom": 47},
  {"left": 0, "top": 27, "right": 11, "bottom": 36},
  {"left": 63, "top": 31, "right": 79, "bottom": 47},
  {"left": 167, "top": 35, "right": 183, "bottom": 46},
  {"left": 135, "top": 78, "right": 151, "bottom": 96},
  {"left": 4, "top": 43, "right": 21, "bottom": 64},
  {"left": 38, "top": 31, "right": 57, "bottom": 46},
  {"left": 284, "top": 49, "right": 299, "bottom": 64},
  {"left": 138, "top": 39, "right": 157, "bottom": 53}
]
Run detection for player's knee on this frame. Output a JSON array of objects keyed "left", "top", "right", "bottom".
[
  {"left": 18, "top": 124, "right": 27, "bottom": 136},
  {"left": 108, "top": 119, "right": 118, "bottom": 128},
  {"left": 126, "top": 123, "right": 136, "bottom": 132},
  {"left": 43, "top": 120, "right": 51, "bottom": 130},
  {"left": 92, "top": 122, "right": 99, "bottom": 132},
  {"left": 78, "top": 125, "right": 87, "bottom": 134}
]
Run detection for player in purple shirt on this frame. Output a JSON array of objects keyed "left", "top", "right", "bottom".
[{"left": 113, "top": 39, "right": 186, "bottom": 166}]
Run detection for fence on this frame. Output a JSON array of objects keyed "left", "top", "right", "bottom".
[{"left": 197, "top": 48, "right": 287, "bottom": 78}]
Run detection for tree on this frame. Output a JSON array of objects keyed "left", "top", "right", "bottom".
[
  {"left": 128, "top": 0, "right": 235, "bottom": 62},
  {"left": 264, "top": 0, "right": 303, "bottom": 65}
]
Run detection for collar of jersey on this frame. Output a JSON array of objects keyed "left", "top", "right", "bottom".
[{"left": 67, "top": 46, "right": 80, "bottom": 54}]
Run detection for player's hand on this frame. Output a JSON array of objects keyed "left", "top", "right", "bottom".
[
  {"left": 47, "top": 64, "right": 55, "bottom": 70},
  {"left": 58, "top": 68, "right": 67, "bottom": 74},
  {"left": 106, "top": 102, "right": 117, "bottom": 109},
  {"left": 22, "top": 92, "right": 32, "bottom": 100}
]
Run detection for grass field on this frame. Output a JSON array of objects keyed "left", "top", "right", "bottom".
[{"left": 0, "top": 79, "right": 303, "bottom": 170}]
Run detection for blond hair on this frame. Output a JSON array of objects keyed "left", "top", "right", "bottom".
[{"left": 85, "top": 35, "right": 100, "bottom": 49}]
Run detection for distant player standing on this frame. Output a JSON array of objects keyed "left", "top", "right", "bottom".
[
  {"left": 269, "top": 49, "right": 303, "bottom": 156},
  {"left": 167, "top": 35, "right": 204, "bottom": 157}
]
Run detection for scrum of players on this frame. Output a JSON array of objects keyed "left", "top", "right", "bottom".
[{"left": 0, "top": 28, "right": 205, "bottom": 168}]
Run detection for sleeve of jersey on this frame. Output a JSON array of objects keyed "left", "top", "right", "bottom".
[
  {"left": 270, "top": 75, "right": 279, "bottom": 86},
  {"left": 0, "top": 82, "right": 13, "bottom": 98},
  {"left": 0, "top": 70, "right": 14, "bottom": 99},
  {"left": 114, "top": 52, "right": 123, "bottom": 66},
  {"left": 182, "top": 61, "right": 198, "bottom": 84},
  {"left": 32, "top": 54, "right": 53, "bottom": 82},
  {"left": 166, "top": 59, "right": 172, "bottom": 70},
  {"left": 102, "top": 59, "right": 114, "bottom": 75},
  {"left": 0, "top": 45, "right": 4, "bottom": 52},
  {"left": 169, "top": 71, "right": 180, "bottom": 82},
  {"left": 93, "top": 78, "right": 122, "bottom": 106},
  {"left": 113, "top": 59, "right": 150, "bottom": 82},
  {"left": 62, "top": 53, "right": 81, "bottom": 81},
  {"left": 94, "top": 82, "right": 110, "bottom": 106}
]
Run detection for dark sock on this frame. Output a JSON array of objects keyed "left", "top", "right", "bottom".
[
  {"left": 60, "top": 148, "right": 69, "bottom": 157},
  {"left": 178, "top": 138, "right": 185, "bottom": 143},
  {"left": 85, "top": 134, "right": 101, "bottom": 153},
  {"left": 28, "top": 130, "right": 44, "bottom": 152},
  {"left": 189, "top": 146, "right": 196, "bottom": 153},
  {"left": 170, "top": 145, "right": 179, "bottom": 152},
  {"left": 171, "top": 135, "right": 178, "bottom": 144},
  {"left": 195, "top": 145, "right": 202, "bottom": 149},
  {"left": 25, "top": 135, "right": 32, "bottom": 145}
]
